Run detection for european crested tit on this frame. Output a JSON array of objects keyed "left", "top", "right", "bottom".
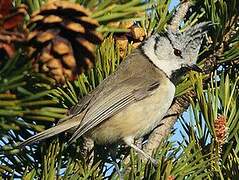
[{"left": 19, "top": 22, "right": 210, "bottom": 165}]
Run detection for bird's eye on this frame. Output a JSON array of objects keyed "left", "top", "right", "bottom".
[{"left": 173, "top": 48, "right": 182, "bottom": 57}]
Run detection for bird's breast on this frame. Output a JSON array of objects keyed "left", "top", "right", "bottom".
[{"left": 89, "top": 78, "right": 175, "bottom": 144}]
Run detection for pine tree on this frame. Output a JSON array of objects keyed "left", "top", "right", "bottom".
[{"left": 0, "top": 0, "right": 238, "bottom": 179}]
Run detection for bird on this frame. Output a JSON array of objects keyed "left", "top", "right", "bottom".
[{"left": 19, "top": 22, "right": 210, "bottom": 165}]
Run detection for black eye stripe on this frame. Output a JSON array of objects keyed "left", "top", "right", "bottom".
[
  {"left": 173, "top": 48, "right": 182, "bottom": 57},
  {"left": 164, "top": 32, "right": 183, "bottom": 58}
]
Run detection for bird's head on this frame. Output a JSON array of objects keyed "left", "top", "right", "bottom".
[{"left": 142, "top": 22, "right": 211, "bottom": 78}]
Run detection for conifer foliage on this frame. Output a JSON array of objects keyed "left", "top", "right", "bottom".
[{"left": 0, "top": 0, "right": 238, "bottom": 179}]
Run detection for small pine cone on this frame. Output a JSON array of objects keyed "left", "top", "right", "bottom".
[
  {"left": 0, "top": 1, "right": 27, "bottom": 59},
  {"left": 114, "top": 22, "right": 145, "bottom": 59},
  {"left": 28, "top": 0, "right": 103, "bottom": 84},
  {"left": 167, "top": 175, "right": 175, "bottom": 180},
  {"left": 214, "top": 114, "right": 228, "bottom": 145},
  {"left": 119, "top": 21, "right": 134, "bottom": 29},
  {"left": 115, "top": 36, "right": 128, "bottom": 59},
  {"left": 130, "top": 25, "right": 145, "bottom": 41}
]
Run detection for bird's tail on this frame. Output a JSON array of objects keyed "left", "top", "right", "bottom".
[{"left": 18, "top": 113, "right": 83, "bottom": 148}]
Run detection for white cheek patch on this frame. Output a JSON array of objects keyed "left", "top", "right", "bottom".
[{"left": 142, "top": 36, "right": 182, "bottom": 77}]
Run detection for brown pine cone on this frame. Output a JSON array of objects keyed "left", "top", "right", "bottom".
[
  {"left": 28, "top": 0, "right": 103, "bottom": 84},
  {"left": 0, "top": 1, "right": 27, "bottom": 60},
  {"left": 113, "top": 22, "right": 146, "bottom": 59}
]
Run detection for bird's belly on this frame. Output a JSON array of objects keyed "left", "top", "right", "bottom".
[{"left": 89, "top": 80, "right": 175, "bottom": 145}]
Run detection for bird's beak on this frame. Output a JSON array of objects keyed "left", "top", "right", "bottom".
[{"left": 188, "top": 64, "right": 203, "bottom": 72}]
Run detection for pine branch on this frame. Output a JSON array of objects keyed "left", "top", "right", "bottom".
[{"left": 143, "top": 91, "right": 194, "bottom": 155}]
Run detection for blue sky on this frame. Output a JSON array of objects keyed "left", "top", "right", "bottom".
[{"left": 169, "top": 0, "right": 179, "bottom": 10}]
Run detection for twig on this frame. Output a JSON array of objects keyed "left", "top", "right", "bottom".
[{"left": 143, "top": 94, "right": 192, "bottom": 155}]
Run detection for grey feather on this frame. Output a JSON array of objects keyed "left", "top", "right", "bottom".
[{"left": 168, "top": 22, "right": 211, "bottom": 50}]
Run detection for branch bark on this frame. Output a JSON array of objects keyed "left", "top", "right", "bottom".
[{"left": 143, "top": 93, "right": 193, "bottom": 155}]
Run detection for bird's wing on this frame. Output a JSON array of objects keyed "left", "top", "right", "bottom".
[
  {"left": 58, "top": 93, "right": 93, "bottom": 124},
  {"left": 68, "top": 77, "right": 161, "bottom": 144}
]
